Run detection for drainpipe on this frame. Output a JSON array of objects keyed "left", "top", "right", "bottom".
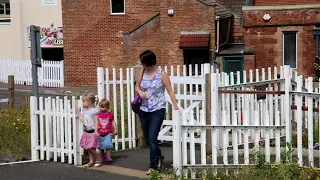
[
  {"left": 212, "top": 16, "right": 220, "bottom": 71},
  {"left": 312, "top": 26, "right": 320, "bottom": 79},
  {"left": 316, "top": 34, "right": 319, "bottom": 59},
  {"left": 216, "top": 16, "right": 220, "bottom": 53}
]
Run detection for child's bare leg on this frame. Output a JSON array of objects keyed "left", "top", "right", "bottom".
[
  {"left": 106, "top": 149, "right": 113, "bottom": 162},
  {"left": 89, "top": 148, "right": 101, "bottom": 162},
  {"left": 88, "top": 150, "right": 94, "bottom": 162},
  {"left": 85, "top": 150, "right": 94, "bottom": 167},
  {"left": 100, "top": 149, "right": 106, "bottom": 159}
]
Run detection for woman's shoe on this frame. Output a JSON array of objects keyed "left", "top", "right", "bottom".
[{"left": 146, "top": 168, "right": 156, "bottom": 175}]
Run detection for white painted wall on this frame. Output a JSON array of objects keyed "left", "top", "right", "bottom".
[
  {"left": 0, "top": 24, "right": 12, "bottom": 58},
  {"left": 0, "top": 0, "right": 62, "bottom": 59}
]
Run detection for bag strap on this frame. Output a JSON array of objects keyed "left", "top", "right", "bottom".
[{"left": 139, "top": 68, "right": 145, "bottom": 86}]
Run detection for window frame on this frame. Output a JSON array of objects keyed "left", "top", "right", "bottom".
[
  {"left": 282, "top": 31, "right": 298, "bottom": 69},
  {"left": 110, "top": 0, "right": 125, "bottom": 15},
  {"left": 0, "top": 2, "right": 10, "bottom": 16}
]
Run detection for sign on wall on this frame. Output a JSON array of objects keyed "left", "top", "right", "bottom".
[
  {"left": 42, "top": 0, "right": 58, "bottom": 6},
  {"left": 27, "top": 26, "right": 63, "bottom": 48}
]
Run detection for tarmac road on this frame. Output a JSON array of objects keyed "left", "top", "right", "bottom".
[
  {"left": 0, "top": 90, "right": 65, "bottom": 109},
  {"left": 0, "top": 161, "right": 141, "bottom": 180}
]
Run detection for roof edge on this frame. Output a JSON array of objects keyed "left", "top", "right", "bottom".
[
  {"left": 123, "top": 12, "right": 160, "bottom": 35},
  {"left": 196, "top": 0, "right": 217, "bottom": 6}
]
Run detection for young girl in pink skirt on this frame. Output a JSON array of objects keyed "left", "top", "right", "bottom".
[
  {"left": 77, "top": 93, "right": 101, "bottom": 167},
  {"left": 97, "top": 99, "right": 118, "bottom": 162}
]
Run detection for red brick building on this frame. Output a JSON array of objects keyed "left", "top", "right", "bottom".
[
  {"left": 243, "top": 0, "right": 320, "bottom": 79},
  {"left": 62, "top": 0, "right": 245, "bottom": 86}
]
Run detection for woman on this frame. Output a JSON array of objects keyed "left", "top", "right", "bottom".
[{"left": 135, "top": 50, "right": 178, "bottom": 175}]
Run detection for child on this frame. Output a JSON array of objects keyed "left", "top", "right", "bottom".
[
  {"left": 77, "top": 93, "right": 101, "bottom": 167},
  {"left": 98, "top": 99, "right": 118, "bottom": 162}
]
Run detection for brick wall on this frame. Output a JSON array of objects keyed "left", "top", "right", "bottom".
[
  {"left": 62, "top": 0, "right": 215, "bottom": 86},
  {"left": 159, "top": 0, "right": 215, "bottom": 66},
  {"left": 216, "top": 0, "right": 245, "bottom": 43},
  {"left": 123, "top": 15, "right": 161, "bottom": 67},
  {"left": 62, "top": 0, "right": 160, "bottom": 86},
  {"left": 255, "top": 0, "right": 320, "bottom": 6},
  {"left": 231, "top": 14, "right": 244, "bottom": 43},
  {"left": 243, "top": 8, "right": 320, "bottom": 78}
]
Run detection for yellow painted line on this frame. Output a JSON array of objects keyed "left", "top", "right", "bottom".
[{"left": 79, "top": 165, "right": 149, "bottom": 179}]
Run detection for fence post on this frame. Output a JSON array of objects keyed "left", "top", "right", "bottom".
[
  {"left": 204, "top": 63, "right": 211, "bottom": 153},
  {"left": 97, "top": 67, "right": 105, "bottom": 100},
  {"left": 60, "top": 60, "right": 64, "bottom": 87},
  {"left": 307, "top": 76, "right": 314, "bottom": 166},
  {"left": 205, "top": 73, "right": 212, "bottom": 154},
  {"left": 211, "top": 73, "right": 219, "bottom": 165},
  {"left": 30, "top": 96, "right": 39, "bottom": 160},
  {"left": 133, "top": 65, "right": 146, "bottom": 148},
  {"left": 8, "top": 75, "right": 14, "bottom": 109},
  {"left": 172, "top": 110, "right": 182, "bottom": 176},
  {"left": 283, "top": 65, "right": 292, "bottom": 160}
]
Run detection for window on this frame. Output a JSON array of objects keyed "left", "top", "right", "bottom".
[
  {"left": 283, "top": 32, "right": 297, "bottom": 68},
  {"left": 0, "top": 1, "right": 10, "bottom": 15},
  {"left": 110, "top": 0, "right": 125, "bottom": 14}
]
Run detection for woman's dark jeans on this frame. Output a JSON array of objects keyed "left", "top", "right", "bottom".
[{"left": 138, "top": 108, "right": 165, "bottom": 169}]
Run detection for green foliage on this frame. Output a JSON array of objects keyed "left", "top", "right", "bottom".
[
  {"left": 0, "top": 107, "right": 31, "bottom": 160},
  {"left": 149, "top": 146, "right": 320, "bottom": 180}
]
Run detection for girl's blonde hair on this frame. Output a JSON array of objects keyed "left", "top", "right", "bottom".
[
  {"left": 83, "top": 92, "right": 98, "bottom": 106},
  {"left": 99, "top": 99, "right": 110, "bottom": 109}
]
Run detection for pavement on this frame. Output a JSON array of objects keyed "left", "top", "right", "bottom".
[
  {"left": 0, "top": 145, "right": 175, "bottom": 180},
  {"left": 0, "top": 161, "right": 140, "bottom": 180}
]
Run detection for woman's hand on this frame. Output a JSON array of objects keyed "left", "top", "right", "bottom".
[
  {"left": 113, "top": 130, "right": 118, "bottom": 136},
  {"left": 94, "top": 131, "right": 100, "bottom": 137},
  {"left": 139, "top": 91, "right": 148, "bottom": 100}
]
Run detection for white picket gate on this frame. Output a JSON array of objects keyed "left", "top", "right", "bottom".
[
  {"left": 30, "top": 96, "right": 82, "bottom": 165},
  {"left": 172, "top": 65, "right": 320, "bottom": 177},
  {"left": 0, "top": 58, "right": 64, "bottom": 87}
]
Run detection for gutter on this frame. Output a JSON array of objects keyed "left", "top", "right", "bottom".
[{"left": 215, "top": 16, "right": 220, "bottom": 53}]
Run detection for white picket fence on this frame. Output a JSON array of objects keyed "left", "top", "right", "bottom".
[
  {"left": 172, "top": 65, "right": 320, "bottom": 177},
  {"left": 0, "top": 58, "right": 64, "bottom": 87},
  {"left": 97, "top": 64, "right": 217, "bottom": 145},
  {"left": 30, "top": 96, "right": 82, "bottom": 165},
  {"left": 97, "top": 67, "right": 137, "bottom": 150}
]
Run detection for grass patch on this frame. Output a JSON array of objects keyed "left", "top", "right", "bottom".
[{"left": 0, "top": 107, "right": 31, "bottom": 160}]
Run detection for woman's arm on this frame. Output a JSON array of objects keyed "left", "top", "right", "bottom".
[
  {"left": 135, "top": 69, "right": 144, "bottom": 95},
  {"left": 161, "top": 71, "right": 179, "bottom": 110},
  {"left": 135, "top": 69, "right": 148, "bottom": 99}
]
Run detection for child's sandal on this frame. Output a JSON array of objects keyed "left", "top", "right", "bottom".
[
  {"left": 84, "top": 161, "right": 94, "bottom": 167},
  {"left": 94, "top": 161, "right": 101, "bottom": 167}
]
